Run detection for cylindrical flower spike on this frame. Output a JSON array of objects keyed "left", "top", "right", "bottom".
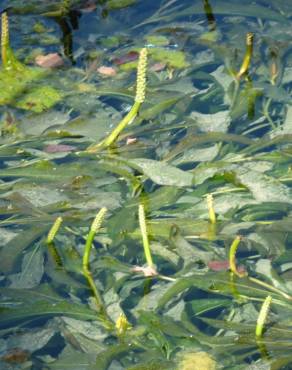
[
  {"left": 83, "top": 207, "right": 107, "bottom": 271},
  {"left": 1, "top": 12, "right": 9, "bottom": 66},
  {"left": 87, "top": 48, "right": 148, "bottom": 152},
  {"left": 135, "top": 48, "right": 147, "bottom": 104},
  {"left": 47, "top": 217, "right": 63, "bottom": 244},
  {"left": 229, "top": 235, "right": 247, "bottom": 278},
  {"left": 236, "top": 32, "right": 254, "bottom": 80},
  {"left": 256, "top": 295, "right": 272, "bottom": 338}
]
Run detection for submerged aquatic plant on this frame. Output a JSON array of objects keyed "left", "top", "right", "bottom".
[
  {"left": 82, "top": 208, "right": 109, "bottom": 316},
  {"left": 236, "top": 32, "right": 254, "bottom": 80},
  {"left": 0, "top": 11, "right": 62, "bottom": 111},
  {"left": 1, "top": 1, "right": 292, "bottom": 368},
  {"left": 229, "top": 235, "right": 246, "bottom": 277},
  {"left": 256, "top": 295, "right": 272, "bottom": 339},
  {"left": 206, "top": 193, "right": 216, "bottom": 224},
  {"left": 138, "top": 203, "right": 154, "bottom": 268},
  {"left": 1, "top": 11, "right": 23, "bottom": 71},
  {"left": 87, "top": 47, "right": 148, "bottom": 152},
  {"left": 46, "top": 216, "right": 63, "bottom": 244}
]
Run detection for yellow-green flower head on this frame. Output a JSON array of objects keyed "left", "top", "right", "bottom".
[
  {"left": 115, "top": 312, "right": 131, "bottom": 335},
  {"left": 1, "top": 12, "right": 9, "bottom": 49},
  {"left": 135, "top": 48, "right": 147, "bottom": 104}
]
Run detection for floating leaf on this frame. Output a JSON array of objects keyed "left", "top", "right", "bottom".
[{"left": 149, "top": 48, "right": 189, "bottom": 69}]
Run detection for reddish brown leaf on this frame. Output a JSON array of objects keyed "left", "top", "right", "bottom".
[
  {"left": 113, "top": 51, "right": 139, "bottom": 65},
  {"left": 35, "top": 53, "right": 64, "bottom": 68},
  {"left": 97, "top": 66, "right": 117, "bottom": 77},
  {"left": 44, "top": 144, "right": 76, "bottom": 153},
  {"left": 1, "top": 348, "right": 30, "bottom": 364}
]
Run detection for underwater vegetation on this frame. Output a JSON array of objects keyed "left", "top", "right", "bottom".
[{"left": 0, "top": 0, "right": 292, "bottom": 369}]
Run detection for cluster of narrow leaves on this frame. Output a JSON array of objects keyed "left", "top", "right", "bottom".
[{"left": 0, "top": 0, "right": 292, "bottom": 369}]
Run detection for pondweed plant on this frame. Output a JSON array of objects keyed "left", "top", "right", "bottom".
[
  {"left": 256, "top": 295, "right": 272, "bottom": 339},
  {"left": 206, "top": 193, "right": 216, "bottom": 224},
  {"left": 44, "top": 201, "right": 292, "bottom": 355},
  {"left": 0, "top": 11, "right": 62, "bottom": 111},
  {"left": 2, "top": 4, "right": 292, "bottom": 367},
  {"left": 46, "top": 210, "right": 113, "bottom": 327},
  {"left": 42, "top": 0, "right": 71, "bottom": 17},
  {"left": 115, "top": 312, "right": 131, "bottom": 336},
  {"left": 236, "top": 32, "right": 253, "bottom": 81},
  {"left": 1, "top": 11, "right": 23, "bottom": 71},
  {"left": 230, "top": 32, "right": 254, "bottom": 110},
  {"left": 46, "top": 216, "right": 63, "bottom": 244},
  {"left": 82, "top": 207, "right": 110, "bottom": 319},
  {"left": 46, "top": 216, "right": 64, "bottom": 268},
  {"left": 228, "top": 235, "right": 292, "bottom": 301},
  {"left": 229, "top": 235, "right": 246, "bottom": 278},
  {"left": 138, "top": 203, "right": 154, "bottom": 269},
  {"left": 87, "top": 47, "right": 148, "bottom": 152}
]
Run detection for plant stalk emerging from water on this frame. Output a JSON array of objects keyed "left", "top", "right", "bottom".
[
  {"left": 1, "top": 11, "right": 8, "bottom": 67},
  {"left": 236, "top": 32, "right": 253, "bottom": 80},
  {"left": 206, "top": 194, "right": 216, "bottom": 224},
  {"left": 83, "top": 208, "right": 108, "bottom": 315},
  {"left": 1, "top": 11, "right": 23, "bottom": 70},
  {"left": 138, "top": 203, "right": 154, "bottom": 268},
  {"left": 229, "top": 235, "right": 246, "bottom": 277},
  {"left": 87, "top": 48, "right": 147, "bottom": 152},
  {"left": 47, "top": 217, "right": 63, "bottom": 244},
  {"left": 229, "top": 236, "right": 292, "bottom": 301},
  {"left": 256, "top": 295, "right": 272, "bottom": 338},
  {"left": 230, "top": 32, "right": 254, "bottom": 111}
]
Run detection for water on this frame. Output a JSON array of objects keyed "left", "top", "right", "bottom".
[{"left": 0, "top": 1, "right": 292, "bottom": 369}]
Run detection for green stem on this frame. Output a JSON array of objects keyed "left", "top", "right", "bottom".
[
  {"left": 138, "top": 204, "right": 153, "bottom": 267},
  {"left": 262, "top": 97, "right": 277, "bottom": 130},
  {"left": 87, "top": 102, "right": 141, "bottom": 153},
  {"left": 82, "top": 208, "right": 110, "bottom": 319},
  {"left": 230, "top": 79, "right": 240, "bottom": 112},
  {"left": 248, "top": 276, "right": 292, "bottom": 301}
]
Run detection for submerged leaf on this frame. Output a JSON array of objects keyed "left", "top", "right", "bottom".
[{"left": 127, "top": 158, "right": 194, "bottom": 186}]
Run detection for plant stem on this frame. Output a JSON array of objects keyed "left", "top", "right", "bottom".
[
  {"left": 82, "top": 208, "right": 109, "bottom": 317},
  {"left": 87, "top": 102, "right": 141, "bottom": 153},
  {"left": 248, "top": 276, "right": 292, "bottom": 301},
  {"left": 138, "top": 204, "right": 153, "bottom": 267}
]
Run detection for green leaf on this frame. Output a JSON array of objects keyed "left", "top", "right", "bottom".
[
  {"left": 126, "top": 158, "right": 194, "bottom": 186},
  {"left": 0, "top": 225, "right": 48, "bottom": 273},
  {"left": 107, "top": 0, "right": 136, "bottom": 10},
  {"left": 234, "top": 166, "right": 292, "bottom": 203},
  {"left": 1, "top": 160, "right": 95, "bottom": 181},
  {"left": 190, "top": 298, "right": 232, "bottom": 316},
  {"left": 138, "top": 1, "right": 287, "bottom": 28},
  {"left": 149, "top": 48, "right": 189, "bottom": 69},
  {"left": 0, "top": 299, "right": 100, "bottom": 326},
  {"left": 9, "top": 242, "right": 44, "bottom": 288},
  {"left": 190, "top": 110, "right": 231, "bottom": 133}
]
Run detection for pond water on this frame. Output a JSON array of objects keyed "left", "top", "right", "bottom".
[{"left": 0, "top": 0, "right": 292, "bottom": 369}]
